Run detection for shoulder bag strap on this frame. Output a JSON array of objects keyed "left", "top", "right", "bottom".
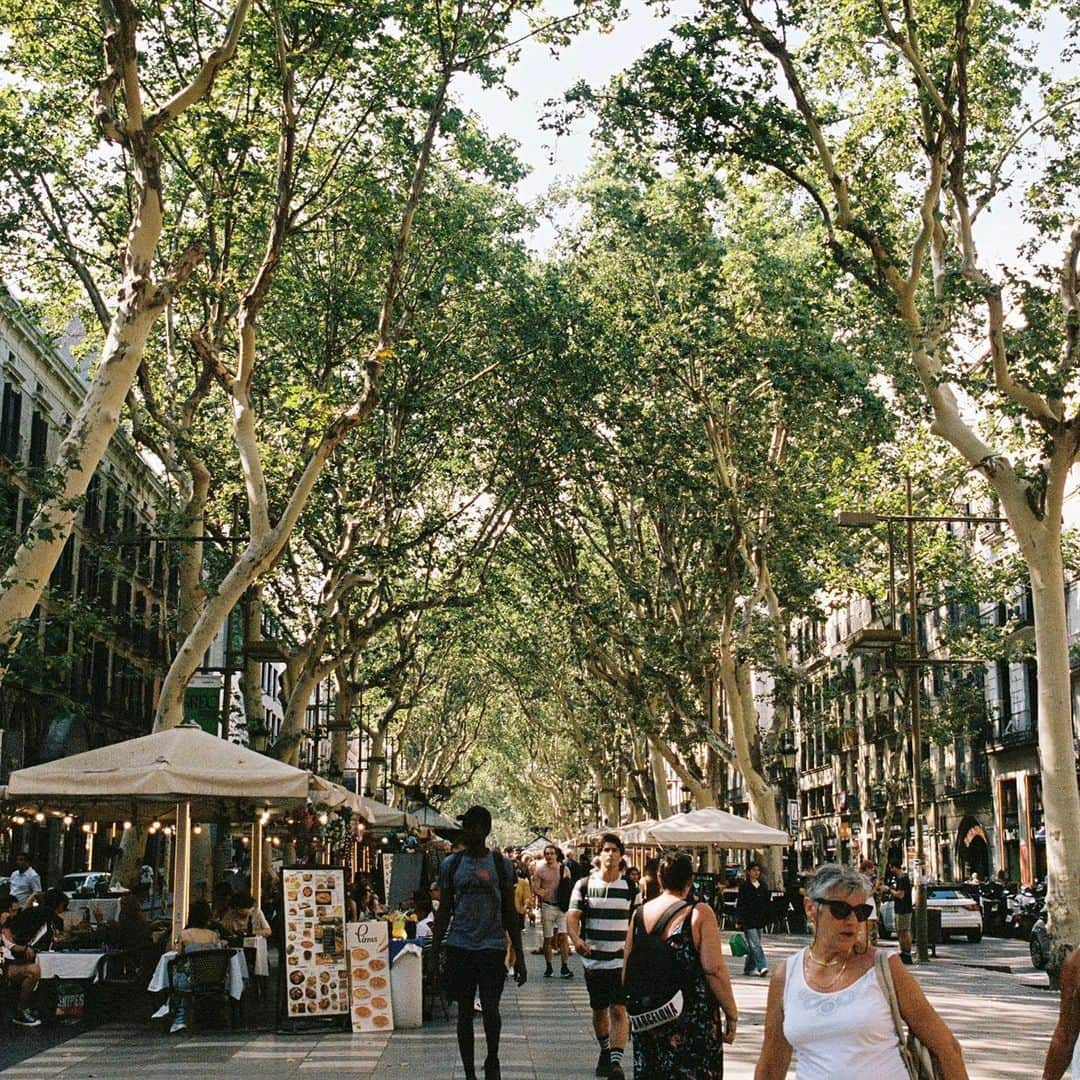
[
  {"left": 650, "top": 899, "right": 690, "bottom": 938},
  {"left": 874, "top": 950, "right": 916, "bottom": 1076}
]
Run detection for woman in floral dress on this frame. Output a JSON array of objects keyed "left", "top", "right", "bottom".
[{"left": 625, "top": 852, "right": 738, "bottom": 1079}]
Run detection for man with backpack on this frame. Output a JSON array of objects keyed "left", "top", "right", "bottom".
[
  {"left": 566, "top": 833, "right": 640, "bottom": 1080},
  {"left": 531, "top": 843, "right": 574, "bottom": 978},
  {"left": 433, "top": 806, "right": 526, "bottom": 1080}
]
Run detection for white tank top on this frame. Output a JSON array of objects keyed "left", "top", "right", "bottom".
[{"left": 782, "top": 948, "right": 911, "bottom": 1080}]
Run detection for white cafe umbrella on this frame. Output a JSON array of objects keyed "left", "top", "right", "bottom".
[
  {"left": 649, "top": 807, "right": 790, "bottom": 848},
  {"left": 618, "top": 819, "right": 659, "bottom": 847},
  {"left": 4, "top": 723, "right": 313, "bottom": 943},
  {"left": 410, "top": 803, "right": 461, "bottom": 831}
]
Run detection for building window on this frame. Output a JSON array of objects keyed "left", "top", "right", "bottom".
[
  {"left": 28, "top": 410, "right": 47, "bottom": 469},
  {"left": 0, "top": 382, "right": 22, "bottom": 462},
  {"left": 84, "top": 473, "right": 101, "bottom": 533}
]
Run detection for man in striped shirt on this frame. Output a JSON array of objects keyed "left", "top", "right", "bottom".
[{"left": 566, "top": 833, "right": 640, "bottom": 1080}]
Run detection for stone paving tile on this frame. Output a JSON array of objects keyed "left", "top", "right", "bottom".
[{"left": 5, "top": 930, "right": 1059, "bottom": 1077}]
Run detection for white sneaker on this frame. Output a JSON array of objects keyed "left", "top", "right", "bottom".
[
  {"left": 757, "top": 968, "right": 769, "bottom": 977},
  {"left": 152, "top": 1003, "right": 170, "bottom": 1020},
  {"left": 169, "top": 1018, "right": 187, "bottom": 1034}
]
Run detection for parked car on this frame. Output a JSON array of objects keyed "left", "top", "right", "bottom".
[
  {"left": 61, "top": 871, "right": 126, "bottom": 898},
  {"left": 879, "top": 882, "right": 983, "bottom": 943}
]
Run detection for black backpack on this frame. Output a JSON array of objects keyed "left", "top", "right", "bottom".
[{"left": 624, "top": 900, "right": 689, "bottom": 1033}]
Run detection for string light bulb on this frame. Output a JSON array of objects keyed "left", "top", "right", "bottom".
[
  {"left": 192, "top": 824, "right": 203, "bottom": 835},
  {"left": 122, "top": 820, "right": 132, "bottom": 831},
  {"left": 81, "top": 823, "right": 92, "bottom": 834},
  {"left": 34, "top": 811, "right": 46, "bottom": 824},
  {"left": 318, "top": 812, "right": 329, "bottom": 826},
  {"left": 62, "top": 815, "right": 74, "bottom": 827}
]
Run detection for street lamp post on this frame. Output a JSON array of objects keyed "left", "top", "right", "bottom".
[{"left": 838, "top": 477, "right": 1006, "bottom": 963}]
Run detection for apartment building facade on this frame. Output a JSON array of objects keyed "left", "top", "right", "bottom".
[
  {"left": 787, "top": 504, "right": 1079, "bottom": 886},
  {"left": 0, "top": 287, "right": 174, "bottom": 878}
]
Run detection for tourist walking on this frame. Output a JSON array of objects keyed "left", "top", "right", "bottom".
[
  {"left": 624, "top": 850, "right": 737, "bottom": 1080},
  {"left": 886, "top": 855, "right": 914, "bottom": 964},
  {"left": 754, "top": 863, "right": 968, "bottom": 1079},
  {"left": 735, "top": 862, "right": 771, "bottom": 976},
  {"left": 531, "top": 843, "right": 573, "bottom": 978},
  {"left": 566, "top": 833, "right": 639, "bottom": 1080},
  {"left": 432, "top": 806, "right": 526, "bottom": 1080},
  {"left": 1042, "top": 943, "right": 1080, "bottom": 1078}
]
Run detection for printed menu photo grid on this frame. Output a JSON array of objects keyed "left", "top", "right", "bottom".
[{"left": 281, "top": 866, "right": 350, "bottom": 1019}]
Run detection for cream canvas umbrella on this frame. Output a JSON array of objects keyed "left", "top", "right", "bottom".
[
  {"left": 5, "top": 723, "right": 313, "bottom": 943},
  {"left": 410, "top": 803, "right": 460, "bottom": 832},
  {"left": 648, "top": 807, "right": 790, "bottom": 848},
  {"left": 618, "top": 819, "right": 659, "bottom": 847}
]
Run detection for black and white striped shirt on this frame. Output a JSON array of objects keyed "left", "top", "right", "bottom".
[{"left": 569, "top": 872, "right": 641, "bottom": 971}]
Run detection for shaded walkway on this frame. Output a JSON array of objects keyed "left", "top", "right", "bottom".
[{"left": 0, "top": 927, "right": 1061, "bottom": 1078}]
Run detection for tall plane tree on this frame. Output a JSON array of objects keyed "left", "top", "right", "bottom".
[{"left": 593, "top": 0, "right": 1080, "bottom": 970}]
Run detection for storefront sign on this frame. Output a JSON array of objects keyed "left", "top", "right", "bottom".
[
  {"left": 346, "top": 919, "right": 394, "bottom": 1032},
  {"left": 281, "top": 866, "right": 349, "bottom": 1020}
]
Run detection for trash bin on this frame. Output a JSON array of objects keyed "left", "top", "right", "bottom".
[
  {"left": 390, "top": 942, "right": 423, "bottom": 1029},
  {"left": 925, "top": 908, "right": 942, "bottom": 957}
]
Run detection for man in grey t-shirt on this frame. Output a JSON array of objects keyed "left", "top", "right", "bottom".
[{"left": 433, "top": 806, "right": 525, "bottom": 1080}]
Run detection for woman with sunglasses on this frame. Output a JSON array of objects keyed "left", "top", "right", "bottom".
[{"left": 754, "top": 863, "right": 968, "bottom": 1079}]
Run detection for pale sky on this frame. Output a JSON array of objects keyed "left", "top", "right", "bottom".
[{"left": 456, "top": 1, "right": 1069, "bottom": 271}]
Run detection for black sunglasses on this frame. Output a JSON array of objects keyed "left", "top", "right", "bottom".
[{"left": 815, "top": 899, "right": 874, "bottom": 922}]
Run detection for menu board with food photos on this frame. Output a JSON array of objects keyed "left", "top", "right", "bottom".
[
  {"left": 345, "top": 920, "right": 394, "bottom": 1032},
  {"left": 281, "top": 866, "right": 349, "bottom": 1022}
]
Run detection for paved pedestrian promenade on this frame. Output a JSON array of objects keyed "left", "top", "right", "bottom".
[{"left": 0, "top": 927, "right": 1063, "bottom": 1078}]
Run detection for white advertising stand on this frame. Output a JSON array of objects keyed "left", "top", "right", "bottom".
[{"left": 346, "top": 920, "right": 394, "bottom": 1032}]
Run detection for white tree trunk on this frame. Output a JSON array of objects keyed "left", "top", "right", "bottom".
[
  {"left": 0, "top": 0, "right": 250, "bottom": 666},
  {"left": 651, "top": 743, "right": 673, "bottom": 819},
  {"left": 1024, "top": 530, "right": 1080, "bottom": 967}
]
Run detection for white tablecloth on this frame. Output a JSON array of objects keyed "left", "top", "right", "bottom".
[
  {"left": 147, "top": 949, "right": 248, "bottom": 1001},
  {"left": 67, "top": 898, "right": 122, "bottom": 925},
  {"left": 244, "top": 935, "right": 269, "bottom": 977},
  {"left": 38, "top": 951, "right": 105, "bottom": 981}
]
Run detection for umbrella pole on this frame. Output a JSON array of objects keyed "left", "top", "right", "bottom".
[
  {"left": 250, "top": 819, "right": 264, "bottom": 912},
  {"left": 172, "top": 801, "right": 192, "bottom": 948}
]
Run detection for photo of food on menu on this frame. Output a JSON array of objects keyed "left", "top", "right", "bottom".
[
  {"left": 346, "top": 920, "right": 393, "bottom": 1032},
  {"left": 282, "top": 867, "right": 349, "bottom": 1017}
]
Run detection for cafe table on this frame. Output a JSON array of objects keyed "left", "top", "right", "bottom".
[
  {"left": 147, "top": 947, "right": 249, "bottom": 1001},
  {"left": 38, "top": 949, "right": 106, "bottom": 981},
  {"left": 244, "top": 935, "right": 269, "bottom": 977}
]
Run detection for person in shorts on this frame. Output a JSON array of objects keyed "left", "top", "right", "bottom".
[
  {"left": 531, "top": 844, "right": 572, "bottom": 977},
  {"left": 566, "top": 833, "right": 640, "bottom": 1080},
  {"left": 433, "top": 806, "right": 526, "bottom": 1080}
]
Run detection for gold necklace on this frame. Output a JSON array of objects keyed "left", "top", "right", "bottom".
[
  {"left": 807, "top": 948, "right": 843, "bottom": 967},
  {"left": 805, "top": 953, "right": 849, "bottom": 989}
]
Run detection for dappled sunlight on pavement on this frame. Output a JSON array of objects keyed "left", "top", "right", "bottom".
[{"left": 0, "top": 929, "right": 1060, "bottom": 1077}]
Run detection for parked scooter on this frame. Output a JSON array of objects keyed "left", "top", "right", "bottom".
[
  {"left": 1005, "top": 885, "right": 1045, "bottom": 940},
  {"left": 1030, "top": 914, "right": 1051, "bottom": 970}
]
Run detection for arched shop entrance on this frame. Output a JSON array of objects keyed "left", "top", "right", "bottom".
[{"left": 955, "top": 816, "right": 990, "bottom": 879}]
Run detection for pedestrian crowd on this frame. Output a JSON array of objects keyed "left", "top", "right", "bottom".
[{"left": 431, "top": 807, "right": 991, "bottom": 1080}]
